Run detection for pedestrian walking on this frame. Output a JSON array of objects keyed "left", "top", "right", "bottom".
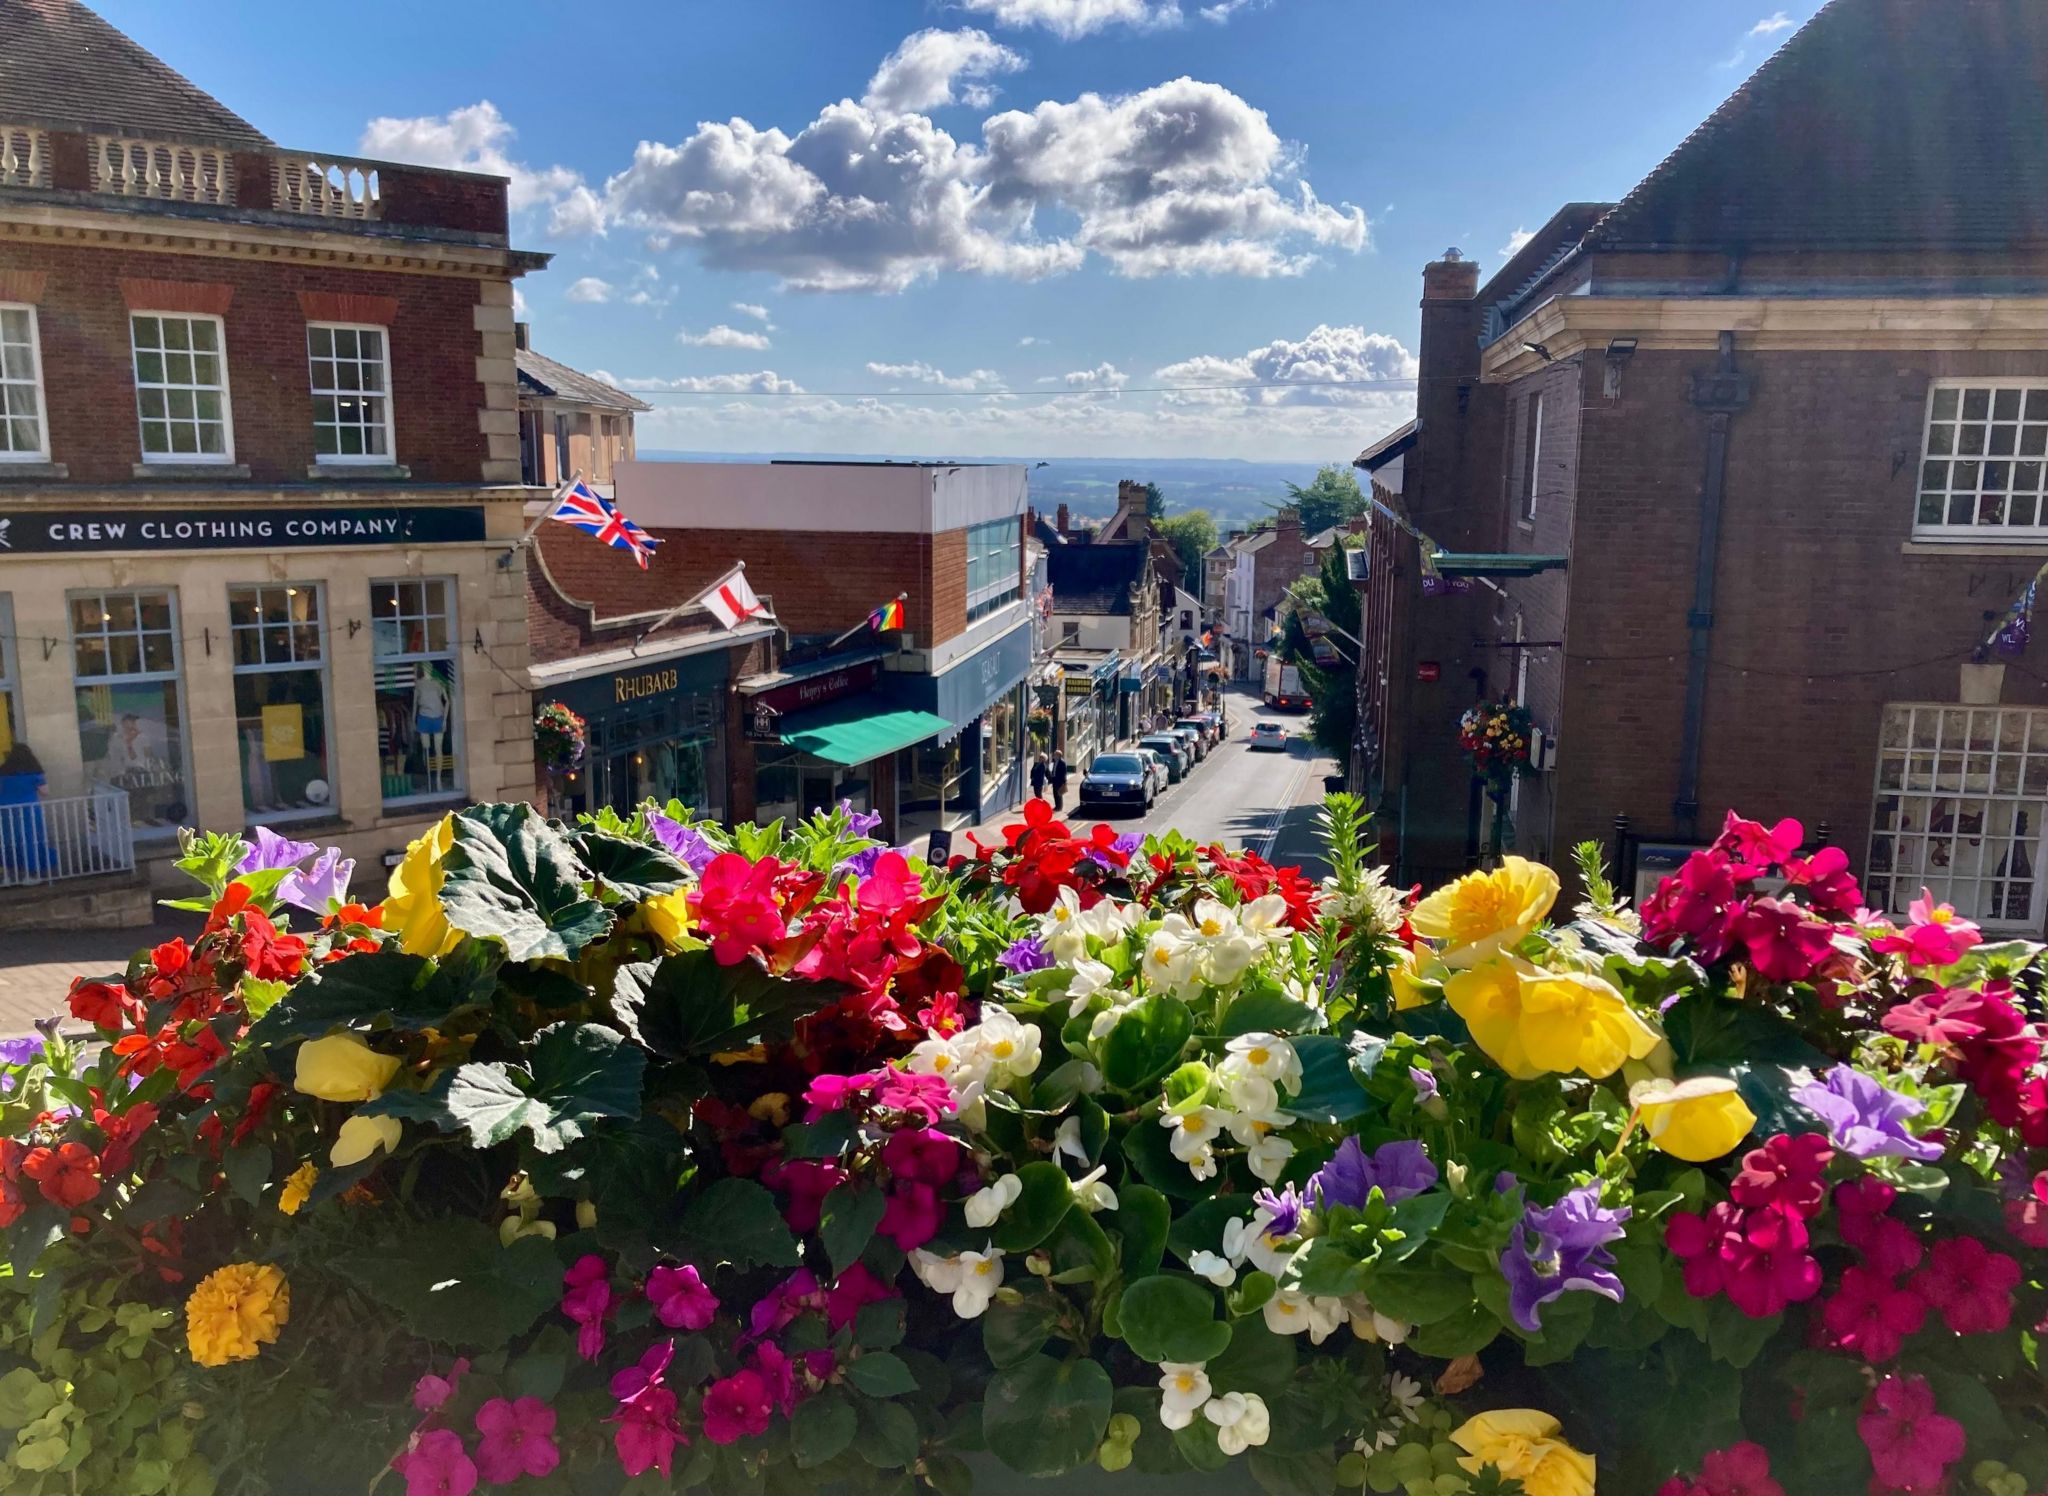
[
  {"left": 1050, "top": 751, "right": 1070, "bottom": 811},
  {"left": 1029, "top": 752, "right": 1049, "bottom": 801}
]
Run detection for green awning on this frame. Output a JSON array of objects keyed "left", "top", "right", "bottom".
[
  {"left": 777, "top": 695, "right": 953, "bottom": 767},
  {"left": 1429, "top": 551, "right": 1569, "bottom": 578}
]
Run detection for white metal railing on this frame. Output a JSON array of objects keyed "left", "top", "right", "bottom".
[
  {"left": 272, "top": 154, "right": 382, "bottom": 220},
  {"left": 0, "top": 127, "right": 49, "bottom": 188},
  {"left": 91, "top": 136, "right": 233, "bottom": 204},
  {"left": 0, "top": 790, "right": 135, "bottom": 888}
]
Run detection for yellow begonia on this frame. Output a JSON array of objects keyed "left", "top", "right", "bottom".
[
  {"left": 1410, "top": 857, "right": 1560, "bottom": 968},
  {"left": 294, "top": 1032, "right": 401, "bottom": 1102},
  {"left": 1389, "top": 947, "right": 1438, "bottom": 1011},
  {"left": 331, "top": 1113, "right": 402, "bottom": 1169},
  {"left": 638, "top": 890, "right": 693, "bottom": 951},
  {"left": 381, "top": 814, "right": 460, "bottom": 958},
  {"left": 1444, "top": 960, "right": 1543, "bottom": 1079},
  {"left": 1445, "top": 961, "right": 1660, "bottom": 1080},
  {"left": 1450, "top": 1410, "right": 1595, "bottom": 1496},
  {"left": 185, "top": 1263, "right": 290, "bottom": 1368},
  {"left": 277, "top": 1162, "right": 318, "bottom": 1216},
  {"left": 1630, "top": 1076, "right": 1757, "bottom": 1162}
]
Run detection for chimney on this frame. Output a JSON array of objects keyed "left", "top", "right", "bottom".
[
  {"left": 1276, "top": 504, "right": 1301, "bottom": 533},
  {"left": 1422, "top": 248, "right": 1480, "bottom": 303},
  {"left": 1056, "top": 503, "right": 1070, "bottom": 534},
  {"left": 513, "top": 321, "right": 531, "bottom": 352}
]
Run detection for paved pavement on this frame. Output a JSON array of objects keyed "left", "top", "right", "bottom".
[{"left": 0, "top": 913, "right": 179, "bottom": 1037}]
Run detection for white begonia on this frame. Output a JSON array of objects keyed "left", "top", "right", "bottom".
[
  {"left": 978, "top": 1007, "right": 1041, "bottom": 1083},
  {"left": 1204, "top": 1391, "right": 1271, "bottom": 1456},
  {"left": 1161, "top": 1104, "right": 1228, "bottom": 1163},
  {"left": 908, "top": 1248, "right": 963, "bottom": 1295},
  {"left": 1219, "top": 1069, "right": 1281, "bottom": 1117},
  {"left": 1186, "top": 1146, "right": 1219, "bottom": 1182},
  {"left": 1245, "top": 1131, "right": 1296, "bottom": 1184},
  {"left": 1221, "top": 1033, "right": 1303, "bottom": 1094},
  {"left": 1142, "top": 927, "right": 1201, "bottom": 994},
  {"left": 1237, "top": 892, "right": 1291, "bottom": 943},
  {"left": 1071, "top": 1164, "right": 1118, "bottom": 1214},
  {"left": 1064, "top": 958, "right": 1117, "bottom": 1013},
  {"left": 1187, "top": 1250, "right": 1237, "bottom": 1288},
  {"left": 1052, "top": 1115, "right": 1088, "bottom": 1166},
  {"left": 1087, "top": 990, "right": 1145, "bottom": 1041},
  {"left": 1343, "top": 1296, "right": 1411, "bottom": 1345},
  {"left": 1076, "top": 897, "right": 1137, "bottom": 946},
  {"left": 1039, "top": 886, "right": 1088, "bottom": 960},
  {"left": 1221, "top": 1208, "right": 1295, "bottom": 1275},
  {"left": 1157, "top": 1362, "right": 1212, "bottom": 1430},
  {"left": 1262, "top": 1288, "right": 1316, "bottom": 1337},
  {"left": 949, "top": 1248, "right": 1005, "bottom": 1318},
  {"left": 964, "top": 1172, "right": 1023, "bottom": 1229}
]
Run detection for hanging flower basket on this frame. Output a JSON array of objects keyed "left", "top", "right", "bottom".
[
  {"left": 1458, "top": 700, "right": 1532, "bottom": 799},
  {"left": 534, "top": 700, "right": 588, "bottom": 771}
]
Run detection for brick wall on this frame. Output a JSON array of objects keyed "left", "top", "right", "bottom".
[
  {"left": 0, "top": 240, "right": 500, "bottom": 483},
  {"left": 1252, "top": 512, "right": 1317, "bottom": 626}
]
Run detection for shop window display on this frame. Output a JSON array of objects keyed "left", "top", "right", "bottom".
[{"left": 371, "top": 579, "right": 461, "bottom": 806}]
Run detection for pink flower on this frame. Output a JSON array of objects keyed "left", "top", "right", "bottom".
[
  {"left": 412, "top": 1357, "right": 471, "bottom": 1413},
  {"left": 751, "top": 1340, "right": 798, "bottom": 1416},
  {"left": 1642, "top": 848, "right": 1743, "bottom": 960},
  {"left": 881, "top": 1127, "right": 962, "bottom": 1186},
  {"left": 1819, "top": 1265, "right": 1926, "bottom": 1363},
  {"left": 694, "top": 853, "right": 789, "bottom": 965},
  {"left": 562, "top": 1255, "right": 613, "bottom": 1362},
  {"left": 1664, "top": 1201, "right": 1821, "bottom": 1318},
  {"left": 611, "top": 1386, "right": 683, "bottom": 1478},
  {"left": 1857, "top": 1375, "right": 1965, "bottom": 1493},
  {"left": 878, "top": 1180, "right": 942, "bottom": 1250},
  {"left": 749, "top": 1269, "right": 820, "bottom": 1339},
  {"left": 1697, "top": 1442, "right": 1785, "bottom": 1496},
  {"left": 1727, "top": 1133, "right": 1831, "bottom": 1217},
  {"left": 824, "top": 1262, "right": 896, "bottom": 1333},
  {"left": 803, "top": 1070, "right": 880, "bottom": 1122},
  {"left": 647, "top": 1264, "right": 719, "bottom": 1331},
  {"left": 701, "top": 1370, "right": 775, "bottom": 1445},
  {"left": 761, "top": 1157, "right": 846, "bottom": 1233},
  {"left": 855, "top": 852, "right": 924, "bottom": 918},
  {"left": 1870, "top": 890, "right": 1983, "bottom": 968},
  {"left": 1833, "top": 1175, "right": 1897, "bottom": 1242},
  {"left": 1858, "top": 1215, "right": 1925, "bottom": 1280},
  {"left": 392, "top": 1429, "right": 479, "bottom": 1496},
  {"left": 1734, "top": 896, "right": 1834, "bottom": 982},
  {"left": 2005, "top": 1172, "right": 2048, "bottom": 1248},
  {"left": 473, "top": 1397, "right": 560, "bottom": 1483},
  {"left": 1911, "top": 1235, "right": 2020, "bottom": 1335},
  {"left": 1782, "top": 846, "right": 1863, "bottom": 916},
  {"left": 872, "top": 1067, "right": 956, "bottom": 1126},
  {"left": 1716, "top": 812, "right": 1804, "bottom": 877}
]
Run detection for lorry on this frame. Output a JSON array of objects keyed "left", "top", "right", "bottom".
[{"left": 1263, "top": 656, "right": 1307, "bottom": 711}]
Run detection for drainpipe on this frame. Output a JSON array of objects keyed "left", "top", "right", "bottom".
[{"left": 1673, "top": 331, "right": 1754, "bottom": 840}]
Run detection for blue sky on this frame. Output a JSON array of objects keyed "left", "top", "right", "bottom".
[{"left": 101, "top": 0, "right": 1818, "bottom": 462}]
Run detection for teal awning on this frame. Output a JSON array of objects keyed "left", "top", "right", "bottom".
[
  {"left": 777, "top": 695, "right": 952, "bottom": 767},
  {"left": 1429, "top": 551, "right": 1569, "bottom": 578}
]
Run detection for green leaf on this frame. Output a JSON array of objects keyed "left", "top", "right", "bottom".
[
  {"left": 612, "top": 949, "right": 845, "bottom": 1059},
  {"left": 222, "top": 1143, "right": 271, "bottom": 1207},
  {"left": 675, "top": 1177, "right": 800, "bottom": 1268},
  {"left": 1109, "top": 1184, "right": 1171, "bottom": 1278},
  {"left": 1100, "top": 994, "right": 1196, "bottom": 1092},
  {"left": 858, "top": 1400, "right": 922, "bottom": 1468},
  {"left": 1704, "top": 1299, "right": 1782, "bottom": 1369},
  {"left": 1166, "top": 1195, "right": 1255, "bottom": 1263},
  {"left": 845, "top": 1352, "right": 919, "bottom": 1398},
  {"left": 572, "top": 828, "right": 691, "bottom": 900},
  {"left": 1405, "top": 1301, "right": 1500, "bottom": 1359},
  {"left": 247, "top": 939, "right": 501, "bottom": 1042},
  {"left": 1119, "top": 1275, "right": 1232, "bottom": 1364},
  {"left": 983, "top": 1355, "right": 1113, "bottom": 1477},
  {"left": 820, "top": 1185, "right": 887, "bottom": 1278},
  {"left": 439, "top": 802, "right": 613, "bottom": 960},
  {"left": 9, "top": 1204, "right": 66, "bottom": 1278},
  {"left": 1362, "top": 1261, "right": 1475, "bottom": 1326},
  {"left": 332, "top": 1223, "right": 560, "bottom": 1350},
  {"left": 1218, "top": 985, "right": 1318, "bottom": 1037},
  {"left": 983, "top": 1293, "right": 1063, "bottom": 1369},
  {"left": 1284, "top": 1236, "right": 1366, "bottom": 1299},
  {"left": 853, "top": 1299, "right": 905, "bottom": 1351},
  {"left": 1288, "top": 1035, "right": 1375, "bottom": 1124},
  {"left": 1205, "top": 1319, "right": 1297, "bottom": 1398},
  {"left": 1251, "top": 1447, "right": 1340, "bottom": 1496},
  {"left": 992, "top": 1161, "right": 1075, "bottom": 1253},
  {"left": 437, "top": 1022, "right": 645, "bottom": 1154},
  {"left": 0, "top": 1367, "right": 57, "bottom": 1428},
  {"left": 791, "top": 1393, "right": 858, "bottom": 1469},
  {"left": 1121, "top": 1110, "right": 1214, "bottom": 1200}
]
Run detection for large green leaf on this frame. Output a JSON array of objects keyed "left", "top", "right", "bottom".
[
  {"left": 1205, "top": 1319, "right": 1297, "bottom": 1398},
  {"left": 1109, "top": 1184, "right": 1171, "bottom": 1278},
  {"left": 790, "top": 1392, "right": 858, "bottom": 1469},
  {"left": 439, "top": 803, "right": 613, "bottom": 960},
  {"left": 983, "top": 1355, "right": 1113, "bottom": 1477},
  {"left": 572, "top": 828, "right": 691, "bottom": 901},
  {"left": 1218, "top": 982, "right": 1319, "bottom": 1038},
  {"left": 1100, "top": 994, "right": 1195, "bottom": 1092},
  {"left": 1118, "top": 1274, "right": 1232, "bottom": 1364},
  {"left": 991, "top": 1162, "right": 1075, "bottom": 1253},
  {"left": 333, "top": 1222, "right": 560, "bottom": 1349},
  {"left": 1360, "top": 1261, "right": 1473, "bottom": 1326},
  {"left": 1288, "top": 1034, "right": 1376, "bottom": 1124},
  {"left": 983, "top": 1293, "right": 1063, "bottom": 1370},
  {"left": 612, "top": 950, "right": 845, "bottom": 1059},
  {"left": 247, "top": 939, "right": 501, "bottom": 1043},
  {"left": 675, "top": 1177, "right": 800, "bottom": 1268},
  {"left": 430, "top": 1022, "right": 644, "bottom": 1154},
  {"left": 820, "top": 1184, "right": 887, "bottom": 1278}
]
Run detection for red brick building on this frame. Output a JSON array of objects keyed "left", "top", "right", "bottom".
[
  {"left": 0, "top": 0, "right": 545, "bottom": 920},
  {"left": 1358, "top": 0, "right": 2048, "bottom": 936}
]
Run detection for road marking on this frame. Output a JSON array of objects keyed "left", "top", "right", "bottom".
[{"left": 1254, "top": 748, "right": 1318, "bottom": 861}]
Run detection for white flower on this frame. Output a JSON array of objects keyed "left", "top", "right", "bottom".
[
  {"left": 1142, "top": 928, "right": 1200, "bottom": 994},
  {"left": 978, "top": 1007, "right": 1042, "bottom": 1083},
  {"left": 1088, "top": 991, "right": 1145, "bottom": 1040},
  {"left": 1238, "top": 893, "right": 1291, "bottom": 943},
  {"left": 1187, "top": 1250, "right": 1237, "bottom": 1288},
  {"left": 1071, "top": 1165, "right": 1118, "bottom": 1214},
  {"left": 1065, "top": 959, "right": 1117, "bottom": 1013},
  {"left": 1158, "top": 1362, "right": 1212, "bottom": 1430},
  {"left": 1189, "top": 898, "right": 1240, "bottom": 943},
  {"left": 1219, "top": 1070, "right": 1281, "bottom": 1117},
  {"left": 1263, "top": 1289, "right": 1344, "bottom": 1344},
  {"left": 1245, "top": 1132, "right": 1296, "bottom": 1184},
  {"left": 1187, "top": 1146, "right": 1219, "bottom": 1182},
  {"left": 950, "top": 1248, "right": 1005, "bottom": 1317},
  {"left": 1343, "top": 1295, "right": 1411, "bottom": 1345},
  {"left": 1221, "top": 1033, "right": 1302, "bottom": 1094},
  {"left": 964, "top": 1173, "right": 1022, "bottom": 1229},
  {"left": 1076, "top": 897, "right": 1138, "bottom": 946},
  {"left": 1202, "top": 933, "right": 1261, "bottom": 986},
  {"left": 1053, "top": 1115, "right": 1088, "bottom": 1166},
  {"left": 909, "top": 1248, "right": 963, "bottom": 1294},
  {"left": 1040, "top": 886, "right": 1087, "bottom": 959},
  {"left": 1161, "top": 1105, "right": 1228, "bottom": 1163},
  {"left": 1204, "top": 1391, "right": 1270, "bottom": 1456},
  {"left": 1224, "top": 1207, "right": 1296, "bottom": 1276},
  {"left": 1224, "top": 1107, "right": 1288, "bottom": 1147},
  {"left": 1387, "top": 1372, "right": 1425, "bottom": 1421}
]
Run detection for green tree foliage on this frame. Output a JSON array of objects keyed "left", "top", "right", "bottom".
[
  {"left": 1154, "top": 510, "right": 1219, "bottom": 592},
  {"left": 1281, "top": 541, "right": 1361, "bottom": 760},
  {"left": 1142, "top": 481, "right": 1165, "bottom": 517},
  {"left": 1284, "top": 464, "right": 1367, "bottom": 535}
]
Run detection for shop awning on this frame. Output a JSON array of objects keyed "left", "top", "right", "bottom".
[{"left": 776, "top": 695, "right": 953, "bottom": 767}]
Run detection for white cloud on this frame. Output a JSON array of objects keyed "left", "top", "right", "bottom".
[
  {"left": 679, "top": 324, "right": 773, "bottom": 350},
  {"left": 1155, "top": 323, "right": 1416, "bottom": 407},
  {"left": 864, "top": 28, "right": 1026, "bottom": 114},
  {"left": 1018, "top": 335, "right": 1049, "bottom": 346},
  {"left": 731, "top": 301, "right": 773, "bottom": 322},
  {"left": 1500, "top": 226, "right": 1535, "bottom": 261},
  {"left": 958, "top": 0, "right": 1183, "bottom": 38},
  {"left": 564, "top": 276, "right": 613, "bottom": 303},
  {"left": 512, "top": 286, "right": 529, "bottom": 315},
  {"left": 1200, "top": 0, "right": 1263, "bottom": 20},
  {"left": 616, "top": 370, "right": 804, "bottom": 394},
  {"left": 1749, "top": 11, "right": 1794, "bottom": 36},
  {"left": 866, "top": 360, "right": 1003, "bottom": 392},
  {"left": 1055, "top": 362, "right": 1128, "bottom": 389},
  {"left": 358, "top": 101, "right": 585, "bottom": 216},
  {"left": 1721, "top": 11, "right": 1798, "bottom": 67},
  {"left": 598, "top": 52, "right": 1363, "bottom": 291},
  {"left": 548, "top": 185, "right": 606, "bottom": 237}
]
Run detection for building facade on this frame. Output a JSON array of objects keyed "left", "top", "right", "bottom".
[
  {"left": 1356, "top": 0, "right": 2048, "bottom": 938},
  {"left": 0, "top": 0, "right": 543, "bottom": 916},
  {"left": 515, "top": 324, "right": 648, "bottom": 492},
  {"left": 1043, "top": 516, "right": 1165, "bottom": 764}
]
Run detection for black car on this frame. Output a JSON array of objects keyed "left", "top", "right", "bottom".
[{"left": 1079, "top": 752, "right": 1155, "bottom": 813}]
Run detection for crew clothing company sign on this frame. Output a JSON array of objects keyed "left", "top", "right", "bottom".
[{"left": 0, "top": 506, "right": 487, "bottom": 553}]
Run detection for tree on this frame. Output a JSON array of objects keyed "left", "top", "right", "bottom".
[
  {"left": 1142, "top": 481, "right": 1165, "bottom": 518},
  {"left": 1280, "top": 541, "right": 1361, "bottom": 761},
  {"left": 1284, "top": 464, "right": 1366, "bottom": 535},
  {"left": 1154, "top": 510, "right": 1218, "bottom": 592}
]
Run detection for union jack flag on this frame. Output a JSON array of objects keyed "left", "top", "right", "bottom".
[{"left": 544, "top": 479, "right": 660, "bottom": 570}]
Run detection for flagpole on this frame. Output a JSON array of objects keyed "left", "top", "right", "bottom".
[
  {"left": 631, "top": 560, "right": 749, "bottom": 655},
  {"left": 824, "top": 592, "right": 907, "bottom": 653},
  {"left": 518, "top": 472, "right": 582, "bottom": 548}
]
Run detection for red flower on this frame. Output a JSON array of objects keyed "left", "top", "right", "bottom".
[
  {"left": 239, "top": 905, "right": 308, "bottom": 982},
  {"left": 0, "top": 1175, "right": 25, "bottom": 1229},
  {"left": 700, "top": 1369, "right": 774, "bottom": 1445},
  {"left": 94, "top": 1101, "right": 159, "bottom": 1175},
  {"left": 1911, "top": 1235, "right": 2020, "bottom": 1336},
  {"left": 1698, "top": 1442, "right": 1785, "bottom": 1496},
  {"left": 1819, "top": 1265, "right": 1926, "bottom": 1363},
  {"left": 1666, "top": 1200, "right": 1822, "bottom": 1318},
  {"left": 823, "top": 1262, "right": 895, "bottom": 1332},
  {"left": 66, "top": 978, "right": 135, "bottom": 1031},
  {"left": 692, "top": 854, "right": 791, "bottom": 966},
  {"left": 1734, "top": 896, "right": 1834, "bottom": 983},
  {"left": 1642, "top": 848, "right": 1743, "bottom": 961},
  {"left": 1728, "top": 1133, "right": 1832, "bottom": 1218},
  {"left": 1857, "top": 1376, "right": 1964, "bottom": 1493},
  {"left": 22, "top": 1142, "right": 102, "bottom": 1208}
]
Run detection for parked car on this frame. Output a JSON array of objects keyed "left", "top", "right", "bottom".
[
  {"left": 1166, "top": 725, "right": 1204, "bottom": 764},
  {"left": 1192, "top": 710, "right": 1224, "bottom": 744},
  {"left": 1174, "top": 718, "right": 1215, "bottom": 755},
  {"left": 1250, "top": 721, "right": 1288, "bottom": 752},
  {"left": 1134, "top": 747, "right": 1173, "bottom": 797},
  {"left": 1079, "top": 752, "right": 1155, "bottom": 812},
  {"left": 1138, "top": 734, "right": 1189, "bottom": 780}
]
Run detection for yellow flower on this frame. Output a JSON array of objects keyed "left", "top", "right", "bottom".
[
  {"left": 1443, "top": 960, "right": 1543, "bottom": 1079},
  {"left": 637, "top": 890, "right": 693, "bottom": 951},
  {"left": 1389, "top": 947, "right": 1439, "bottom": 1011},
  {"left": 1451, "top": 1410, "right": 1595, "bottom": 1496},
  {"left": 277, "top": 1163, "right": 318, "bottom": 1216},
  {"left": 1515, "top": 970, "right": 1662, "bottom": 1080},
  {"left": 294, "top": 1032, "right": 401, "bottom": 1102},
  {"left": 185, "top": 1263, "right": 290, "bottom": 1368},
  {"left": 331, "top": 1113, "right": 402, "bottom": 1168},
  {"left": 1410, "top": 857, "right": 1560, "bottom": 968},
  {"left": 1630, "top": 1076, "right": 1757, "bottom": 1162},
  {"left": 381, "top": 814, "right": 460, "bottom": 958}
]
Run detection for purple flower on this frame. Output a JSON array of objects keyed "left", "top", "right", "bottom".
[
  {"left": 997, "top": 937, "right": 1052, "bottom": 975},
  {"left": 278, "top": 847, "right": 354, "bottom": 915},
  {"left": 238, "top": 826, "right": 316, "bottom": 874},
  {"left": 1793, "top": 1065, "right": 1945, "bottom": 1162},
  {"left": 1408, "top": 1066, "right": 1438, "bottom": 1104},
  {"left": 1499, "top": 1181, "right": 1631, "bottom": 1333},
  {"left": 0, "top": 1036, "right": 42, "bottom": 1067},
  {"left": 1084, "top": 832, "right": 1146, "bottom": 872},
  {"left": 647, "top": 811, "right": 717, "bottom": 876},
  {"left": 1253, "top": 1184, "right": 1305, "bottom": 1239},
  {"left": 839, "top": 846, "right": 885, "bottom": 882},
  {"left": 838, "top": 800, "right": 884, "bottom": 839},
  {"left": 1308, "top": 1137, "right": 1439, "bottom": 1210}
]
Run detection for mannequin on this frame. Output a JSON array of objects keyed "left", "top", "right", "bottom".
[{"left": 412, "top": 668, "right": 450, "bottom": 793}]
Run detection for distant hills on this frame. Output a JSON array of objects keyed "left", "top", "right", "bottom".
[{"left": 637, "top": 450, "right": 1327, "bottom": 533}]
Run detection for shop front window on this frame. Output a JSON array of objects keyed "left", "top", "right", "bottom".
[
  {"left": 0, "top": 593, "right": 19, "bottom": 764},
  {"left": 982, "top": 691, "right": 1018, "bottom": 790},
  {"left": 371, "top": 578, "right": 462, "bottom": 806},
  {"left": 901, "top": 736, "right": 970, "bottom": 831},
  {"left": 594, "top": 692, "right": 725, "bottom": 820},
  {"left": 754, "top": 745, "right": 865, "bottom": 828},
  {"left": 71, "top": 588, "right": 189, "bottom": 837},
  {"left": 229, "top": 585, "right": 333, "bottom": 822}
]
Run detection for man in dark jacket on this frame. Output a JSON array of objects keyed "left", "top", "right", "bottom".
[
  {"left": 1050, "top": 751, "right": 1070, "bottom": 811},
  {"left": 1029, "top": 753, "right": 1049, "bottom": 800}
]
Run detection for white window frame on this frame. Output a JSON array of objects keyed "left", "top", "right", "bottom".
[
  {"left": 306, "top": 321, "right": 396, "bottom": 465},
  {"left": 1911, "top": 379, "right": 2048, "bottom": 541},
  {"left": 966, "top": 517, "right": 1022, "bottom": 622},
  {"left": 228, "top": 583, "right": 334, "bottom": 825},
  {"left": 0, "top": 303, "right": 49, "bottom": 462},
  {"left": 370, "top": 576, "right": 463, "bottom": 808},
  {"left": 129, "top": 311, "right": 234, "bottom": 463},
  {"left": 68, "top": 587, "right": 191, "bottom": 841},
  {"left": 1520, "top": 391, "right": 1543, "bottom": 522},
  {"left": 1868, "top": 702, "right": 2048, "bottom": 932}
]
